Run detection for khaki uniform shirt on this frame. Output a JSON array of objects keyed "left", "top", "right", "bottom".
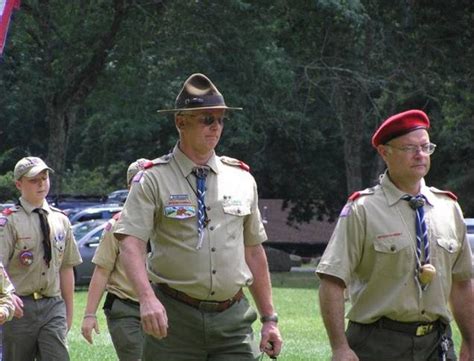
[
  {"left": 317, "top": 172, "right": 473, "bottom": 324},
  {"left": 92, "top": 212, "right": 138, "bottom": 302},
  {"left": 115, "top": 145, "right": 267, "bottom": 301},
  {"left": 0, "top": 198, "right": 82, "bottom": 297},
  {"left": 0, "top": 261, "right": 15, "bottom": 321}
]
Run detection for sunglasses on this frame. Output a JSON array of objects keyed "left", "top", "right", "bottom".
[{"left": 185, "top": 114, "right": 226, "bottom": 126}]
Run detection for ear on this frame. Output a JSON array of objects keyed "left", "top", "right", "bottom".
[
  {"left": 175, "top": 115, "right": 186, "bottom": 129},
  {"left": 15, "top": 180, "right": 22, "bottom": 191},
  {"left": 377, "top": 144, "right": 389, "bottom": 160}
]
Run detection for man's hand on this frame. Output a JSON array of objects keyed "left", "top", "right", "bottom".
[
  {"left": 331, "top": 346, "right": 359, "bottom": 361},
  {"left": 81, "top": 316, "right": 100, "bottom": 344},
  {"left": 140, "top": 296, "right": 169, "bottom": 339},
  {"left": 260, "top": 321, "right": 282, "bottom": 358},
  {"left": 12, "top": 294, "right": 24, "bottom": 318}
]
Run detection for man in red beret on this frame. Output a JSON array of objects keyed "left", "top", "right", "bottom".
[{"left": 317, "top": 109, "right": 474, "bottom": 361}]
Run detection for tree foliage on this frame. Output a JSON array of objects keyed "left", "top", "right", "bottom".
[{"left": 1, "top": 0, "right": 473, "bottom": 220}]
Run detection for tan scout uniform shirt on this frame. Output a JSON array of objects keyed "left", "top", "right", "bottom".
[
  {"left": 317, "top": 172, "right": 473, "bottom": 324},
  {"left": 0, "top": 198, "right": 82, "bottom": 297},
  {"left": 115, "top": 145, "right": 267, "bottom": 301},
  {"left": 92, "top": 212, "right": 138, "bottom": 302},
  {"left": 0, "top": 261, "right": 15, "bottom": 321}
]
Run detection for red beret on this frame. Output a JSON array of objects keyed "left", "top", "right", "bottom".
[{"left": 371, "top": 109, "right": 430, "bottom": 148}]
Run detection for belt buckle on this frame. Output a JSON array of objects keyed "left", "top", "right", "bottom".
[
  {"left": 416, "top": 324, "right": 433, "bottom": 336},
  {"left": 198, "top": 301, "right": 221, "bottom": 312},
  {"left": 33, "top": 292, "right": 43, "bottom": 300}
]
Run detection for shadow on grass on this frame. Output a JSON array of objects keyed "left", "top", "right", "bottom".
[{"left": 270, "top": 271, "right": 320, "bottom": 289}]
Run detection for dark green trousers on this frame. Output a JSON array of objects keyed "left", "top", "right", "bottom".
[
  {"left": 142, "top": 288, "right": 260, "bottom": 361},
  {"left": 346, "top": 320, "right": 456, "bottom": 361}
]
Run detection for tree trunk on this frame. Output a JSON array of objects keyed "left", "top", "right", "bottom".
[{"left": 47, "top": 106, "right": 76, "bottom": 194}]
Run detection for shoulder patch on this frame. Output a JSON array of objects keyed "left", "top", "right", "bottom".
[
  {"left": 348, "top": 188, "right": 374, "bottom": 202},
  {"left": 220, "top": 156, "right": 250, "bottom": 172},
  {"left": 144, "top": 154, "right": 173, "bottom": 170},
  {"left": 429, "top": 187, "right": 458, "bottom": 201},
  {"left": 112, "top": 211, "right": 122, "bottom": 221}
]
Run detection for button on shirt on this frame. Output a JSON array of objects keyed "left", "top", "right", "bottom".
[
  {"left": 114, "top": 145, "right": 267, "bottom": 301},
  {"left": 0, "top": 198, "right": 82, "bottom": 297},
  {"left": 316, "top": 173, "right": 473, "bottom": 324}
]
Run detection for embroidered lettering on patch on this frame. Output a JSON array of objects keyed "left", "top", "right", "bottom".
[
  {"left": 168, "top": 194, "right": 192, "bottom": 206},
  {"left": 376, "top": 232, "right": 402, "bottom": 240},
  {"left": 164, "top": 205, "right": 196, "bottom": 219},
  {"left": 0, "top": 217, "right": 7, "bottom": 227},
  {"left": 339, "top": 204, "right": 352, "bottom": 217}
]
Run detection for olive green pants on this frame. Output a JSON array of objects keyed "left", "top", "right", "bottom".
[
  {"left": 347, "top": 320, "right": 456, "bottom": 361},
  {"left": 104, "top": 294, "right": 144, "bottom": 361},
  {"left": 142, "top": 288, "right": 260, "bottom": 361},
  {"left": 2, "top": 296, "right": 69, "bottom": 361}
]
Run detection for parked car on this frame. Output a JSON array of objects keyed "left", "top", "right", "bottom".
[
  {"left": 69, "top": 204, "right": 122, "bottom": 224},
  {"left": 465, "top": 218, "right": 474, "bottom": 253},
  {"left": 106, "top": 189, "right": 129, "bottom": 204},
  {"left": 72, "top": 219, "right": 108, "bottom": 285}
]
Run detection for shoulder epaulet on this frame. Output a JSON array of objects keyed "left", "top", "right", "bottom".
[
  {"left": 144, "top": 154, "right": 173, "bottom": 170},
  {"left": 1, "top": 207, "right": 18, "bottom": 216},
  {"left": 112, "top": 211, "right": 122, "bottom": 221},
  {"left": 50, "top": 206, "right": 66, "bottom": 215},
  {"left": 220, "top": 156, "right": 250, "bottom": 172},
  {"left": 429, "top": 187, "right": 458, "bottom": 201},
  {"left": 348, "top": 188, "right": 375, "bottom": 202}
]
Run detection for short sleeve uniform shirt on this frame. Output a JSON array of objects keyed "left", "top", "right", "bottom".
[{"left": 115, "top": 145, "right": 267, "bottom": 301}]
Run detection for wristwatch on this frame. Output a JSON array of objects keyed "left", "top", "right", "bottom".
[{"left": 260, "top": 313, "right": 278, "bottom": 323}]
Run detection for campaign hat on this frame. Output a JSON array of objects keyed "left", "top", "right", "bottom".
[
  {"left": 157, "top": 73, "right": 242, "bottom": 113},
  {"left": 372, "top": 109, "right": 430, "bottom": 148},
  {"left": 14, "top": 157, "right": 54, "bottom": 181}
]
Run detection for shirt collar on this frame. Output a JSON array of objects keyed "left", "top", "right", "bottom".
[
  {"left": 173, "top": 143, "right": 219, "bottom": 177},
  {"left": 19, "top": 197, "right": 51, "bottom": 215},
  {"left": 380, "top": 171, "right": 434, "bottom": 207}
]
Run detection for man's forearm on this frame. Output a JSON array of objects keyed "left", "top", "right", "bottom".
[{"left": 319, "top": 275, "right": 350, "bottom": 351}]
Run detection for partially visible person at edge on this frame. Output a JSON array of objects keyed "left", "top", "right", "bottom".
[
  {"left": 0, "top": 260, "right": 15, "bottom": 360},
  {"left": 114, "top": 73, "right": 282, "bottom": 360},
  {"left": 316, "top": 109, "right": 474, "bottom": 361},
  {"left": 0, "top": 157, "right": 82, "bottom": 361},
  {"left": 81, "top": 158, "right": 150, "bottom": 361}
]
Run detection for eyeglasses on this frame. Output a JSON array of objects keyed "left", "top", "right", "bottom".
[
  {"left": 185, "top": 114, "right": 226, "bottom": 126},
  {"left": 385, "top": 142, "right": 437, "bottom": 155}
]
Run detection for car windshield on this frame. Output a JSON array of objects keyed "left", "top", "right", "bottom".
[{"left": 72, "top": 219, "right": 107, "bottom": 240}]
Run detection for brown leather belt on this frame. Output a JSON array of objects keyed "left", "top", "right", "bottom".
[
  {"left": 352, "top": 317, "right": 442, "bottom": 337},
  {"left": 155, "top": 283, "right": 244, "bottom": 312}
]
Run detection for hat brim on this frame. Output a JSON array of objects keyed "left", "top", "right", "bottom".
[
  {"left": 157, "top": 105, "right": 243, "bottom": 113},
  {"left": 21, "top": 166, "right": 54, "bottom": 179}
]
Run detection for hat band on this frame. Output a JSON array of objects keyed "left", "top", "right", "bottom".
[
  {"left": 177, "top": 94, "right": 226, "bottom": 110},
  {"left": 380, "top": 125, "right": 428, "bottom": 144}
]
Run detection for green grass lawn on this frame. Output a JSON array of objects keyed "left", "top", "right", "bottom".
[{"left": 68, "top": 272, "right": 461, "bottom": 361}]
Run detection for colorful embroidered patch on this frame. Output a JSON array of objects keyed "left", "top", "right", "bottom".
[
  {"left": 0, "top": 217, "right": 7, "bottom": 227},
  {"left": 164, "top": 205, "right": 196, "bottom": 219},
  {"left": 339, "top": 204, "right": 352, "bottom": 217},
  {"left": 132, "top": 170, "right": 145, "bottom": 183}
]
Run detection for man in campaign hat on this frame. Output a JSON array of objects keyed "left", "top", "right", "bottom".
[
  {"left": 115, "top": 73, "right": 282, "bottom": 360},
  {"left": 0, "top": 156, "right": 82, "bottom": 361},
  {"left": 317, "top": 109, "right": 474, "bottom": 361}
]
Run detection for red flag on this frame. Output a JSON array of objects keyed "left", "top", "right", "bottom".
[{"left": 0, "top": 0, "right": 21, "bottom": 56}]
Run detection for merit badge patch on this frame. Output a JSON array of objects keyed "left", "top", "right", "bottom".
[{"left": 164, "top": 205, "right": 196, "bottom": 219}]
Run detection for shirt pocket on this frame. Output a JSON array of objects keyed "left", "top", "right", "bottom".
[
  {"left": 222, "top": 204, "right": 251, "bottom": 237},
  {"left": 13, "top": 236, "right": 36, "bottom": 267},
  {"left": 373, "top": 236, "right": 413, "bottom": 278}
]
